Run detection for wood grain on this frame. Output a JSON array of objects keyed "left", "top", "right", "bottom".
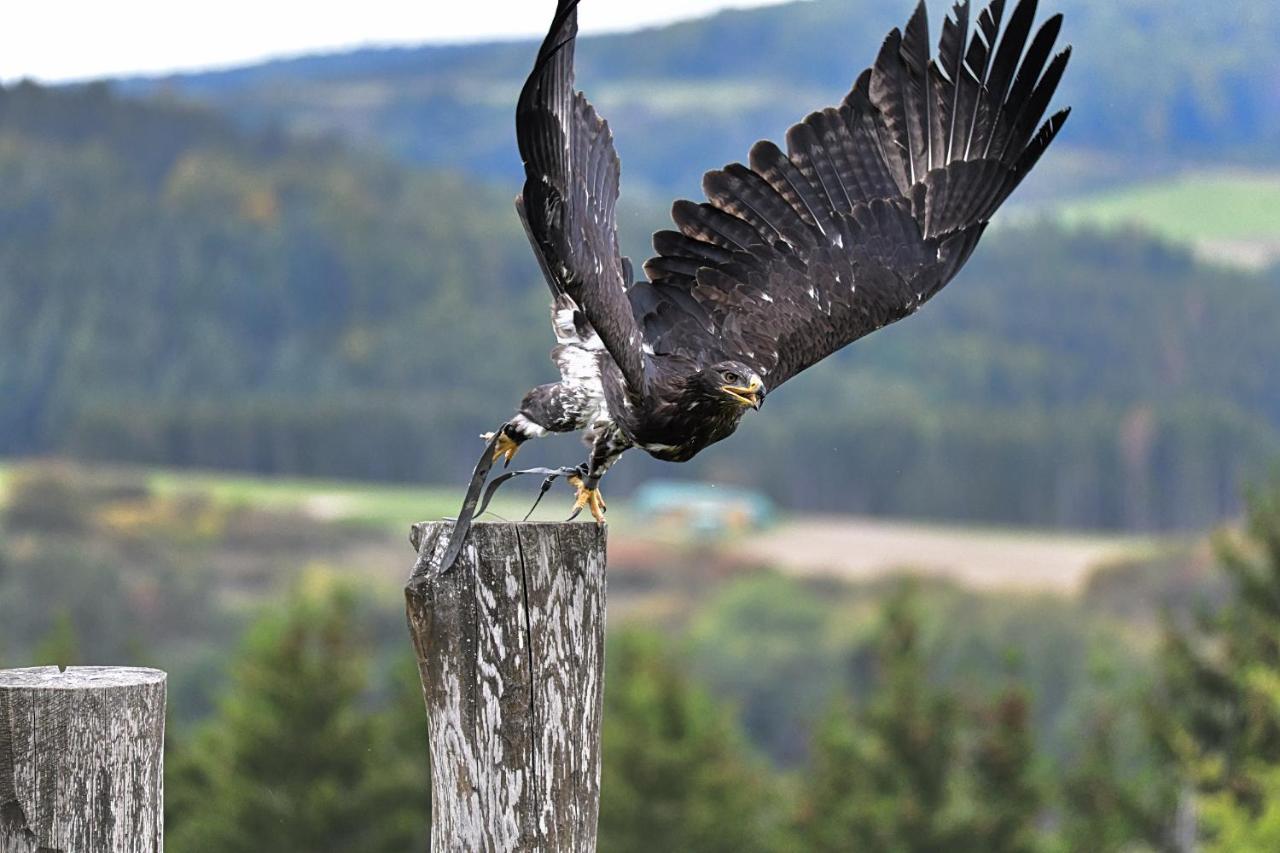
[
  {"left": 407, "top": 521, "right": 607, "bottom": 852},
  {"left": 0, "top": 666, "right": 166, "bottom": 853}
]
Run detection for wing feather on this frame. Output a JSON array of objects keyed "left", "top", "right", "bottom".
[
  {"left": 515, "top": 0, "right": 647, "bottom": 393},
  {"left": 751, "top": 140, "right": 841, "bottom": 237},
  {"left": 976, "top": 0, "right": 1038, "bottom": 158},
  {"left": 936, "top": 0, "right": 971, "bottom": 162},
  {"left": 991, "top": 13, "right": 1063, "bottom": 160},
  {"left": 961, "top": 0, "right": 1005, "bottom": 159},
  {"left": 789, "top": 119, "right": 853, "bottom": 217},
  {"left": 670, "top": 200, "right": 761, "bottom": 251},
  {"left": 900, "top": 3, "right": 935, "bottom": 174},
  {"left": 635, "top": 0, "right": 1069, "bottom": 389}
]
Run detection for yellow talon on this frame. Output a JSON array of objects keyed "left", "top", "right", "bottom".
[
  {"left": 492, "top": 432, "right": 521, "bottom": 466},
  {"left": 568, "top": 475, "right": 607, "bottom": 523}
]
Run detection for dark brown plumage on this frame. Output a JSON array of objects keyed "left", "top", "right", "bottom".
[{"left": 486, "top": 0, "right": 1070, "bottom": 524}]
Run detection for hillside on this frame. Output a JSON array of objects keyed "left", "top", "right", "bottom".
[
  {"left": 4, "top": 82, "right": 1280, "bottom": 529},
  {"left": 116, "top": 0, "right": 1280, "bottom": 202},
  {"left": 1053, "top": 171, "right": 1280, "bottom": 269}
]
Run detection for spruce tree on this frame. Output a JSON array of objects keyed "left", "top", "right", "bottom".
[
  {"left": 1159, "top": 480, "right": 1280, "bottom": 845},
  {"left": 1057, "top": 695, "right": 1178, "bottom": 851},
  {"left": 967, "top": 689, "right": 1042, "bottom": 853},
  {"left": 795, "top": 585, "right": 962, "bottom": 851},
  {"left": 598, "top": 630, "right": 782, "bottom": 853},
  {"left": 166, "top": 574, "right": 426, "bottom": 852},
  {"left": 357, "top": 654, "right": 432, "bottom": 852}
]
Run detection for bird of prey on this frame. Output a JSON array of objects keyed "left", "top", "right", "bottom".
[{"left": 481, "top": 0, "right": 1070, "bottom": 525}]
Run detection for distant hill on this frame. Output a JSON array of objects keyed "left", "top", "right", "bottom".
[
  {"left": 115, "top": 0, "right": 1280, "bottom": 202},
  {"left": 0, "top": 80, "right": 544, "bottom": 479},
  {"left": 1051, "top": 171, "right": 1280, "bottom": 269},
  {"left": 4, "top": 82, "right": 1280, "bottom": 531}
]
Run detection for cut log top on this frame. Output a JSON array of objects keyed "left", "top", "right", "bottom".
[
  {"left": 0, "top": 666, "right": 166, "bottom": 691},
  {"left": 409, "top": 520, "right": 604, "bottom": 584},
  {"left": 1, "top": 666, "right": 166, "bottom": 853}
]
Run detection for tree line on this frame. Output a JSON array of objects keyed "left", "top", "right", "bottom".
[
  {"left": 122, "top": 0, "right": 1280, "bottom": 199},
  {"left": 3, "top": 81, "right": 1279, "bottom": 529}
]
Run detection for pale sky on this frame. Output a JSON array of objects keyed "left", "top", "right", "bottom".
[{"left": 0, "top": 0, "right": 793, "bottom": 83}]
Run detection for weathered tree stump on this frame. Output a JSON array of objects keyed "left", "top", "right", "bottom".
[
  {"left": 407, "top": 521, "right": 607, "bottom": 852},
  {"left": 0, "top": 666, "right": 166, "bottom": 853}
]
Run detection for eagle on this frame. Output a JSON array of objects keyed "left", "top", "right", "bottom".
[{"left": 468, "top": 0, "right": 1070, "bottom": 532}]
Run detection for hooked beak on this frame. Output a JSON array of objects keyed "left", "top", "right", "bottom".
[{"left": 721, "top": 377, "right": 765, "bottom": 410}]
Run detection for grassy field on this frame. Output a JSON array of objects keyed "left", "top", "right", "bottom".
[
  {"left": 1, "top": 459, "right": 1167, "bottom": 594},
  {"left": 0, "top": 459, "right": 611, "bottom": 533},
  {"left": 1049, "top": 170, "right": 1280, "bottom": 267},
  {"left": 158, "top": 466, "right": 1164, "bottom": 593},
  {"left": 145, "top": 467, "right": 593, "bottom": 532},
  {"left": 147, "top": 468, "right": 468, "bottom": 530}
]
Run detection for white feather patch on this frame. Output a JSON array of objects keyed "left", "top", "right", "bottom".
[{"left": 510, "top": 413, "right": 548, "bottom": 439}]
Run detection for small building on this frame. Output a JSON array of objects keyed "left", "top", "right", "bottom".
[{"left": 631, "top": 480, "right": 776, "bottom": 536}]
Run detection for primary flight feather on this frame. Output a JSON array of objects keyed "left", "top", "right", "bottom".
[{"left": 487, "top": 0, "right": 1071, "bottom": 523}]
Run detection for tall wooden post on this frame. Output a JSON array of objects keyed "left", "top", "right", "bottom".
[
  {"left": 0, "top": 666, "right": 166, "bottom": 853},
  {"left": 406, "top": 521, "right": 607, "bottom": 852}
]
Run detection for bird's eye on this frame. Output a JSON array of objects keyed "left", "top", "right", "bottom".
[{"left": 724, "top": 372, "right": 740, "bottom": 384}]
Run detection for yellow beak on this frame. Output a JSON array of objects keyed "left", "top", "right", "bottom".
[{"left": 721, "top": 377, "right": 764, "bottom": 410}]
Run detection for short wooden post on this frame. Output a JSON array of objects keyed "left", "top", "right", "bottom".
[
  {"left": 406, "top": 521, "right": 607, "bottom": 852},
  {"left": 0, "top": 666, "right": 166, "bottom": 853}
]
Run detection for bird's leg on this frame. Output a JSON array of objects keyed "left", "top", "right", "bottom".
[
  {"left": 567, "top": 424, "right": 630, "bottom": 523},
  {"left": 568, "top": 471, "right": 607, "bottom": 523}
]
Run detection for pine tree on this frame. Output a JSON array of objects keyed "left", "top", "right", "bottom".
[
  {"left": 1158, "top": 479, "right": 1280, "bottom": 826},
  {"left": 166, "top": 572, "right": 427, "bottom": 852},
  {"left": 598, "top": 630, "right": 783, "bottom": 853},
  {"left": 1057, "top": 696, "right": 1179, "bottom": 851},
  {"left": 357, "top": 653, "right": 432, "bottom": 852},
  {"left": 967, "top": 689, "right": 1042, "bottom": 853},
  {"left": 795, "top": 585, "right": 962, "bottom": 851},
  {"left": 792, "top": 697, "right": 874, "bottom": 853}
]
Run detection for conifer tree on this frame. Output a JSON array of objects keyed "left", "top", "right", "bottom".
[
  {"left": 166, "top": 573, "right": 425, "bottom": 852},
  {"left": 357, "top": 654, "right": 432, "bottom": 852},
  {"left": 598, "top": 630, "right": 782, "bottom": 853},
  {"left": 1057, "top": 696, "right": 1178, "bottom": 851},
  {"left": 795, "top": 586, "right": 962, "bottom": 851},
  {"left": 1158, "top": 480, "right": 1280, "bottom": 845},
  {"left": 967, "top": 689, "right": 1042, "bottom": 853}
]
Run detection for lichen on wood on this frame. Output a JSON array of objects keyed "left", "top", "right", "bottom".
[
  {"left": 0, "top": 666, "right": 166, "bottom": 853},
  {"left": 407, "top": 521, "right": 607, "bottom": 852}
]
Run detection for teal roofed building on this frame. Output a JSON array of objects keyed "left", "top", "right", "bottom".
[{"left": 631, "top": 480, "right": 776, "bottom": 537}]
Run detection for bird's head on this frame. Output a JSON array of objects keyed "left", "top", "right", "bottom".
[{"left": 697, "top": 361, "right": 765, "bottom": 412}]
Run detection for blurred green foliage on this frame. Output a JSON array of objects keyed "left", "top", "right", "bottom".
[
  {"left": 794, "top": 591, "right": 1044, "bottom": 851},
  {"left": 9, "top": 461, "right": 1280, "bottom": 849},
  {"left": 1157, "top": 479, "right": 1280, "bottom": 848},
  {"left": 165, "top": 573, "right": 429, "bottom": 852},
  {"left": 599, "top": 630, "right": 782, "bottom": 853}
]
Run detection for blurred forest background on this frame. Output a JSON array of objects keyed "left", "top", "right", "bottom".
[{"left": 3, "top": 0, "right": 1280, "bottom": 848}]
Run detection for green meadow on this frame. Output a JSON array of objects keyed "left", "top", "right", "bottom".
[{"left": 1055, "top": 170, "right": 1280, "bottom": 244}]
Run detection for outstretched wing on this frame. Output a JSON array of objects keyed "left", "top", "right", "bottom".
[
  {"left": 516, "top": 0, "right": 647, "bottom": 394},
  {"left": 633, "top": 0, "right": 1071, "bottom": 389}
]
